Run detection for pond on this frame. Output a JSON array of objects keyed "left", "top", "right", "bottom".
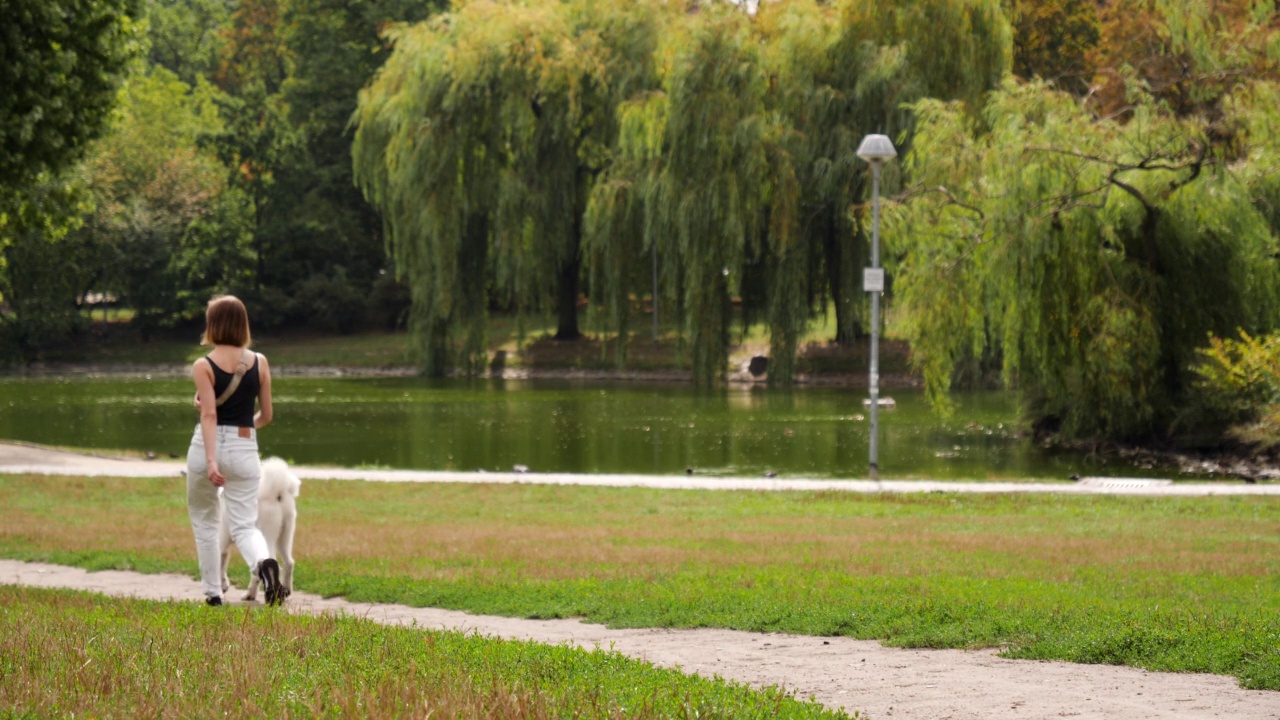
[{"left": 0, "top": 375, "right": 1191, "bottom": 481}]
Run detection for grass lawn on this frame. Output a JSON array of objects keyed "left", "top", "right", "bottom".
[
  {"left": 78, "top": 329, "right": 418, "bottom": 369},
  {"left": 2, "top": 473, "right": 1278, "bottom": 690},
  {"left": 0, "top": 585, "right": 849, "bottom": 719}
]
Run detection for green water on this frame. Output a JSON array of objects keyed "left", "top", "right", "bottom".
[{"left": 0, "top": 375, "right": 1180, "bottom": 480}]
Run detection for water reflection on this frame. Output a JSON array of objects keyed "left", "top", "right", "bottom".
[{"left": 0, "top": 376, "right": 1194, "bottom": 481}]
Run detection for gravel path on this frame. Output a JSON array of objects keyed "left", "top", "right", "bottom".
[
  {"left": 2, "top": 440, "right": 1277, "bottom": 496},
  {"left": 4, "top": 560, "right": 1278, "bottom": 720},
  {"left": 3, "top": 442, "right": 1280, "bottom": 719}
]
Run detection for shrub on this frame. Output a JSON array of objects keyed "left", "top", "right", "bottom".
[
  {"left": 1190, "top": 330, "right": 1280, "bottom": 449},
  {"left": 234, "top": 285, "right": 294, "bottom": 333},
  {"left": 290, "top": 272, "right": 367, "bottom": 334}
]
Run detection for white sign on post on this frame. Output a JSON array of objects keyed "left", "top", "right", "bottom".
[{"left": 863, "top": 267, "right": 885, "bottom": 293}]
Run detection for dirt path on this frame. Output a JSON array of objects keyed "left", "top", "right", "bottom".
[
  {"left": 2, "top": 440, "right": 1277, "bottom": 496},
  {"left": 3, "top": 442, "right": 1280, "bottom": 719},
  {"left": 3, "top": 560, "right": 1278, "bottom": 720}
]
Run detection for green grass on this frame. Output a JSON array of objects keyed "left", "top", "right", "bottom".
[
  {"left": 0, "top": 585, "right": 851, "bottom": 719},
  {"left": 253, "top": 331, "right": 415, "bottom": 369},
  {"left": 78, "top": 306, "right": 137, "bottom": 324},
  {"left": 2, "top": 474, "right": 1278, "bottom": 690},
  {"left": 79, "top": 334, "right": 196, "bottom": 365},
  {"left": 79, "top": 331, "right": 415, "bottom": 369}
]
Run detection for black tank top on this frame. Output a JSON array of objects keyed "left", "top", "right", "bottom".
[{"left": 206, "top": 354, "right": 260, "bottom": 427}]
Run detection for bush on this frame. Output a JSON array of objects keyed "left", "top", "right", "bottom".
[
  {"left": 0, "top": 299, "right": 88, "bottom": 362},
  {"left": 234, "top": 285, "right": 294, "bottom": 333},
  {"left": 1190, "top": 330, "right": 1280, "bottom": 449},
  {"left": 289, "top": 272, "right": 367, "bottom": 334}
]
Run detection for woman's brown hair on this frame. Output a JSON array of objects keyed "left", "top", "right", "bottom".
[{"left": 201, "top": 295, "right": 252, "bottom": 347}]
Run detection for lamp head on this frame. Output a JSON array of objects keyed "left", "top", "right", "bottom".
[{"left": 856, "top": 134, "right": 897, "bottom": 165}]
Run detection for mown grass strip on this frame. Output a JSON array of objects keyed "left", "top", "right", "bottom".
[
  {"left": 0, "top": 586, "right": 851, "bottom": 719},
  {"left": 2, "top": 473, "right": 1278, "bottom": 689}
]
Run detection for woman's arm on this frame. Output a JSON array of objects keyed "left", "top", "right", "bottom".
[
  {"left": 254, "top": 353, "right": 273, "bottom": 430},
  {"left": 193, "top": 359, "right": 225, "bottom": 487}
]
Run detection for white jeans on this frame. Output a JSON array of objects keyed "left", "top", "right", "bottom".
[{"left": 187, "top": 425, "right": 269, "bottom": 598}]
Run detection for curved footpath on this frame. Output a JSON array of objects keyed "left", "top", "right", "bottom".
[
  {"left": 3, "top": 442, "right": 1280, "bottom": 720},
  {"left": 2, "top": 440, "right": 1278, "bottom": 495}
]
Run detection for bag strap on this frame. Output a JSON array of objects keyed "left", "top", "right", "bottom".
[{"left": 214, "top": 349, "right": 255, "bottom": 407}]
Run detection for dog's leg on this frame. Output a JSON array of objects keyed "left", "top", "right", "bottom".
[
  {"left": 218, "top": 502, "right": 232, "bottom": 595},
  {"left": 244, "top": 571, "right": 260, "bottom": 602},
  {"left": 243, "top": 511, "right": 261, "bottom": 602},
  {"left": 278, "top": 507, "right": 296, "bottom": 597}
]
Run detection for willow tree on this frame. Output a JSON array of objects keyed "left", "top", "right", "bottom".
[
  {"left": 585, "top": 0, "right": 1009, "bottom": 385},
  {"left": 354, "top": 0, "right": 666, "bottom": 373},
  {"left": 747, "top": 0, "right": 1008, "bottom": 348},
  {"left": 353, "top": 9, "right": 487, "bottom": 373},
  {"left": 586, "top": 5, "right": 795, "bottom": 385},
  {"left": 891, "top": 80, "right": 1280, "bottom": 441},
  {"left": 491, "top": 0, "right": 667, "bottom": 342},
  {"left": 1238, "top": 83, "right": 1280, "bottom": 240}
]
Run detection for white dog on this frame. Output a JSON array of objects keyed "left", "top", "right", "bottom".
[{"left": 219, "top": 457, "right": 300, "bottom": 602}]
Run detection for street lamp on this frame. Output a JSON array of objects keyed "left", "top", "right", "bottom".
[{"left": 856, "top": 133, "right": 897, "bottom": 480}]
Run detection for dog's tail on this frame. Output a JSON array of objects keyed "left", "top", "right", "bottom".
[{"left": 261, "top": 456, "right": 302, "bottom": 498}]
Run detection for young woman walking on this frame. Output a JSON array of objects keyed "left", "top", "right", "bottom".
[{"left": 186, "top": 295, "right": 284, "bottom": 606}]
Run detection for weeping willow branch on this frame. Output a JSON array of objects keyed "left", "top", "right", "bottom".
[
  {"left": 1026, "top": 140, "right": 1211, "bottom": 208},
  {"left": 890, "top": 185, "right": 986, "bottom": 220}
]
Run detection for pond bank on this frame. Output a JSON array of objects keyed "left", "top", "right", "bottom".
[{"left": 4, "top": 360, "right": 922, "bottom": 387}]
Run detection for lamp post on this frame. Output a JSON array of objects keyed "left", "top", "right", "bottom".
[{"left": 856, "top": 133, "right": 896, "bottom": 480}]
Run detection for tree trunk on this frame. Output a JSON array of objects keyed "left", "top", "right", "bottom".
[
  {"left": 554, "top": 187, "right": 584, "bottom": 341},
  {"left": 553, "top": 252, "right": 582, "bottom": 340},
  {"left": 823, "top": 212, "right": 859, "bottom": 345},
  {"left": 423, "top": 317, "right": 450, "bottom": 377}
]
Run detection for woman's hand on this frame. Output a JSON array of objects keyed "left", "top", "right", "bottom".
[{"left": 208, "top": 459, "right": 225, "bottom": 487}]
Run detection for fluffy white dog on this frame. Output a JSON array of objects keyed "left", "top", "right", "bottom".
[{"left": 219, "top": 457, "right": 300, "bottom": 602}]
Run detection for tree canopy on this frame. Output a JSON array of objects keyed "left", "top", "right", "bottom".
[
  {"left": 0, "top": 0, "right": 142, "bottom": 353},
  {"left": 1, "top": 0, "right": 428, "bottom": 358},
  {"left": 883, "top": 1, "right": 1280, "bottom": 442},
  {"left": 81, "top": 66, "right": 231, "bottom": 332},
  {"left": 354, "top": 0, "right": 671, "bottom": 373},
  {"left": 357, "top": 0, "right": 1010, "bottom": 382},
  {"left": 0, "top": 0, "right": 143, "bottom": 192},
  {"left": 582, "top": 0, "right": 1009, "bottom": 384},
  {"left": 5, "top": 0, "right": 1280, "bottom": 449},
  {"left": 891, "top": 78, "right": 1280, "bottom": 440}
]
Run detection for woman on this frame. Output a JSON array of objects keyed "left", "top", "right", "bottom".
[{"left": 186, "top": 295, "right": 283, "bottom": 606}]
